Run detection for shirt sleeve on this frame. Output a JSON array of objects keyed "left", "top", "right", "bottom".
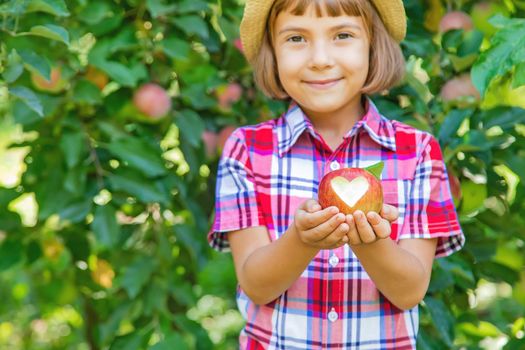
[
  {"left": 398, "top": 134, "right": 465, "bottom": 258},
  {"left": 208, "top": 128, "right": 265, "bottom": 252}
]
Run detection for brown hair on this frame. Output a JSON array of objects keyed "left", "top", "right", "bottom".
[{"left": 253, "top": 0, "right": 406, "bottom": 99}]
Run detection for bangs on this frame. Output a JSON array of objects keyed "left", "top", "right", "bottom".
[
  {"left": 269, "top": 0, "right": 374, "bottom": 41},
  {"left": 277, "top": 0, "right": 369, "bottom": 19}
]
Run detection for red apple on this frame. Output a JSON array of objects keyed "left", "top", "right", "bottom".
[
  {"left": 234, "top": 38, "right": 244, "bottom": 53},
  {"left": 202, "top": 130, "right": 218, "bottom": 158},
  {"left": 85, "top": 66, "right": 109, "bottom": 90},
  {"left": 133, "top": 83, "right": 171, "bottom": 119},
  {"left": 216, "top": 83, "right": 243, "bottom": 109},
  {"left": 439, "top": 11, "right": 474, "bottom": 33},
  {"left": 31, "top": 67, "right": 67, "bottom": 93},
  {"left": 318, "top": 168, "right": 383, "bottom": 215},
  {"left": 440, "top": 74, "right": 480, "bottom": 102},
  {"left": 217, "top": 125, "right": 236, "bottom": 153}
]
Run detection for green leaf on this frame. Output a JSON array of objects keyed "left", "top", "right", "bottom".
[
  {"left": 472, "top": 18, "right": 525, "bottom": 97},
  {"left": 60, "top": 131, "right": 86, "bottom": 168},
  {"left": 121, "top": 256, "right": 156, "bottom": 298},
  {"left": 110, "top": 332, "right": 145, "bottom": 350},
  {"left": 0, "top": 188, "right": 21, "bottom": 208},
  {"left": 146, "top": 0, "right": 176, "bottom": 17},
  {"left": 143, "top": 279, "right": 167, "bottom": 316},
  {"left": 512, "top": 62, "right": 525, "bottom": 88},
  {"left": 98, "top": 303, "right": 133, "bottom": 345},
  {"left": 177, "top": 0, "right": 209, "bottom": 14},
  {"left": 0, "top": 0, "right": 29, "bottom": 15},
  {"left": 105, "top": 138, "right": 167, "bottom": 178},
  {"left": 438, "top": 109, "right": 471, "bottom": 144},
  {"left": 424, "top": 296, "right": 454, "bottom": 346},
  {"left": 3, "top": 50, "right": 24, "bottom": 83},
  {"left": 108, "top": 173, "right": 170, "bottom": 205},
  {"left": 479, "top": 261, "right": 520, "bottom": 284},
  {"left": 59, "top": 198, "right": 92, "bottom": 223},
  {"left": 482, "top": 107, "right": 525, "bottom": 130},
  {"left": 0, "top": 240, "right": 24, "bottom": 272},
  {"left": 162, "top": 38, "right": 191, "bottom": 60},
  {"left": 364, "top": 161, "right": 384, "bottom": 180},
  {"left": 95, "top": 61, "right": 137, "bottom": 87},
  {"left": 8, "top": 86, "right": 43, "bottom": 117},
  {"left": 173, "top": 15, "right": 209, "bottom": 39},
  {"left": 26, "top": 24, "right": 70, "bottom": 45},
  {"left": 64, "top": 167, "right": 87, "bottom": 195},
  {"left": 151, "top": 333, "right": 188, "bottom": 350},
  {"left": 506, "top": 155, "right": 525, "bottom": 180},
  {"left": 78, "top": 1, "right": 111, "bottom": 25},
  {"left": 457, "top": 30, "right": 483, "bottom": 57},
  {"left": 27, "top": 0, "right": 69, "bottom": 16},
  {"left": 91, "top": 205, "right": 119, "bottom": 248},
  {"left": 458, "top": 321, "right": 501, "bottom": 338},
  {"left": 73, "top": 79, "right": 102, "bottom": 105},
  {"left": 18, "top": 49, "right": 51, "bottom": 80},
  {"left": 175, "top": 109, "right": 205, "bottom": 147}
]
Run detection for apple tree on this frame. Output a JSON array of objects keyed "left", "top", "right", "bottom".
[{"left": 0, "top": 0, "right": 524, "bottom": 349}]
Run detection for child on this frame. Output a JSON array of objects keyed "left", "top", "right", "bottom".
[{"left": 209, "top": 0, "right": 465, "bottom": 348}]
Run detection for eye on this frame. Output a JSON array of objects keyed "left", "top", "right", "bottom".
[
  {"left": 287, "top": 35, "right": 305, "bottom": 43},
  {"left": 336, "top": 32, "right": 353, "bottom": 40}
]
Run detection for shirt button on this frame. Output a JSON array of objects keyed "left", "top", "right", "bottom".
[
  {"left": 330, "top": 161, "right": 340, "bottom": 171},
  {"left": 329, "top": 255, "right": 339, "bottom": 267},
  {"left": 328, "top": 308, "right": 338, "bottom": 322}
]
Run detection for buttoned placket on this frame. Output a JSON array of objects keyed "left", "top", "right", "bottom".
[{"left": 320, "top": 137, "right": 349, "bottom": 325}]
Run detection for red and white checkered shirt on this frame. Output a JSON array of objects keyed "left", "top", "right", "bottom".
[{"left": 209, "top": 98, "right": 465, "bottom": 349}]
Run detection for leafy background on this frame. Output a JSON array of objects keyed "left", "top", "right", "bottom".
[{"left": 0, "top": 0, "right": 525, "bottom": 349}]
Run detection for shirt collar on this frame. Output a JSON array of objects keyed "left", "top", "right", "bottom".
[{"left": 277, "top": 97, "right": 397, "bottom": 157}]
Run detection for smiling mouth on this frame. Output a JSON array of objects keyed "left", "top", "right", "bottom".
[{"left": 303, "top": 78, "right": 343, "bottom": 89}]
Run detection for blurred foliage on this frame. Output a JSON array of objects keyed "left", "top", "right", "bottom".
[{"left": 0, "top": 0, "right": 524, "bottom": 349}]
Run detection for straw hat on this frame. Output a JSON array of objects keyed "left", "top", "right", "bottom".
[{"left": 240, "top": 0, "right": 406, "bottom": 65}]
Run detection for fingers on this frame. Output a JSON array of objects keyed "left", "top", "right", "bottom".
[
  {"left": 353, "top": 211, "right": 376, "bottom": 244},
  {"left": 381, "top": 204, "right": 399, "bottom": 222},
  {"left": 345, "top": 214, "right": 361, "bottom": 245},
  {"left": 367, "top": 212, "right": 391, "bottom": 239},
  {"left": 345, "top": 210, "right": 392, "bottom": 246},
  {"left": 303, "top": 199, "right": 321, "bottom": 213},
  {"left": 296, "top": 206, "right": 339, "bottom": 231},
  {"left": 305, "top": 212, "right": 347, "bottom": 241}
]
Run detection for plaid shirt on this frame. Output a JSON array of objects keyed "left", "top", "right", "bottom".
[{"left": 209, "top": 98, "right": 465, "bottom": 350}]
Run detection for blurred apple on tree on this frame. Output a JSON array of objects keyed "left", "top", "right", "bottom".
[
  {"left": 133, "top": 83, "right": 172, "bottom": 119},
  {"left": 202, "top": 130, "right": 218, "bottom": 158},
  {"left": 85, "top": 66, "right": 109, "bottom": 90},
  {"left": 31, "top": 67, "right": 67, "bottom": 93},
  {"left": 439, "top": 11, "right": 474, "bottom": 33},
  {"left": 216, "top": 83, "right": 243, "bottom": 110},
  {"left": 441, "top": 73, "right": 480, "bottom": 102}
]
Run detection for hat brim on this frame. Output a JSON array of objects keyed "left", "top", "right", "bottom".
[{"left": 240, "top": 0, "right": 406, "bottom": 65}]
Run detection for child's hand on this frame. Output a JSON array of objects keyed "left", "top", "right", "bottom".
[
  {"left": 345, "top": 204, "right": 399, "bottom": 246},
  {"left": 293, "top": 199, "right": 349, "bottom": 249}
]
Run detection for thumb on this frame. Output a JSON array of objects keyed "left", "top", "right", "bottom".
[
  {"left": 303, "top": 199, "right": 322, "bottom": 213},
  {"left": 381, "top": 204, "right": 399, "bottom": 222}
]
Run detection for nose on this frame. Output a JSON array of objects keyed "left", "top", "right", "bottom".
[{"left": 308, "top": 40, "right": 334, "bottom": 70}]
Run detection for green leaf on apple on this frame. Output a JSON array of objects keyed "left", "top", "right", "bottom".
[{"left": 364, "top": 161, "right": 384, "bottom": 180}]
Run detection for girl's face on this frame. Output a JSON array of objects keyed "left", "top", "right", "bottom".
[{"left": 273, "top": 6, "right": 370, "bottom": 117}]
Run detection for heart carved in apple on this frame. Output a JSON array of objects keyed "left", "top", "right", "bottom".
[{"left": 318, "top": 167, "right": 383, "bottom": 215}]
